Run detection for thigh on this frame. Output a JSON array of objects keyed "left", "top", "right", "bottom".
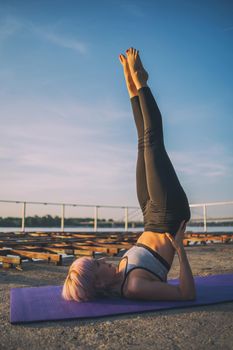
[
  {"left": 145, "top": 143, "right": 182, "bottom": 207},
  {"left": 136, "top": 146, "right": 150, "bottom": 211},
  {"left": 131, "top": 96, "right": 150, "bottom": 211}
]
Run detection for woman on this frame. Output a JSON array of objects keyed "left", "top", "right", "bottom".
[{"left": 62, "top": 48, "right": 196, "bottom": 302}]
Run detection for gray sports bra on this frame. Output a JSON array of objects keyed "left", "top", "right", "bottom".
[{"left": 120, "top": 243, "right": 171, "bottom": 297}]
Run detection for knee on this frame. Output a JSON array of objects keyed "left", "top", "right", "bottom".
[
  {"left": 144, "top": 128, "right": 164, "bottom": 148},
  {"left": 138, "top": 137, "right": 144, "bottom": 150}
]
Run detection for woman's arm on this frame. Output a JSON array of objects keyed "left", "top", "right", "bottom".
[
  {"left": 166, "top": 220, "right": 196, "bottom": 300},
  {"left": 125, "top": 221, "right": 196, "bottom": 301},
  {"left": 175, "top": 243, "right": 196, "bottom": 300},
  {"left": 125, "top": 277, "right": 191, "bottom": 301}
]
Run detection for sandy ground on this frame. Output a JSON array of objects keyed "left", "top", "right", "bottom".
[{"left": 0, "top": 244, "right": 233, "bottom": 350}]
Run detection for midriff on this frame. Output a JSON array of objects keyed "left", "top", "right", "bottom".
[{"left": 136, "top": 231, "right": 175, "bottom": 267}]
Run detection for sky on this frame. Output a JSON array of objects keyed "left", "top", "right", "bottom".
[{"left": 0, "top": 0, "right": 233, "bottom": 219}]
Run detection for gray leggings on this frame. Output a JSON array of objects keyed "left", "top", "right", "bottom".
[{"left": 131, "top": 87, "right": 191, "bottom": 236}]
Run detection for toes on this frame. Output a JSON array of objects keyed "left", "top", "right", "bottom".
[
  {"left": 134, "top": 48, "right": 139, "bottom": 58},
  {"left": 119, "top": 54, "right": 128, "bottom": 66},
  {"left": 119, "top": 54, "right": 125, "bottom": 63},
  {"left": 126, "top": 47, "right": 133, "bottom": 55},
  {"left": 125, "top": 47, "right": 139, "bottom": 58},
  {"left": 127, "top": 47, "right": 139, "bottom": 57}
]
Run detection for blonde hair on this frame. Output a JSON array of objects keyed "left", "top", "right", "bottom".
[
  {"left": 62, "top": 256, "right": 122, "bottom": 302},
  {"left": 62, "top": 257, "right": 97, "bottom": 302}
]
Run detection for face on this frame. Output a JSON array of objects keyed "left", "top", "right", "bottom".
[{"left": 95, "top": 258, "right": 117, "bottom": 287}]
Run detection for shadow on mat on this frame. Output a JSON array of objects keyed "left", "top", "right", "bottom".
[{"left": 15, "top": 302, "right": 233, "bottom": 329}]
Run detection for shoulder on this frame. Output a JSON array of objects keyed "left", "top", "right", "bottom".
[
  {"left": 122, "top": 269, "right": 161, "bottom": 298},
  {"left": 122, "top": 272, "right": 193, "bottom": 301}
]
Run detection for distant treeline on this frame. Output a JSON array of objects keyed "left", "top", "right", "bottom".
[
  {"left": 0, "top": 215, "right": 135, "bottom": 228},
  {"left": 0, "top": 215, "right": 232, "bottom": 227},
  {"left": 188, "top": 221, "right": 233, "bottom": 227}
]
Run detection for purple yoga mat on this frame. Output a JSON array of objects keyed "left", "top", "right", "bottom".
[{"left": 10, "top": 274, "right": 233, "bottom": 324}]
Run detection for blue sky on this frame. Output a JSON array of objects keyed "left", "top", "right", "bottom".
[{"left": 0, "top": 0, "right": 233, "bottom": 218}]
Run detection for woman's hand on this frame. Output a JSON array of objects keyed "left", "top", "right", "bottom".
[{"left": 165, "top": 220, "right": 186, "bottom": 251}]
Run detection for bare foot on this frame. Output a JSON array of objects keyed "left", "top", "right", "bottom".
[
  {"left": 126, "top": 47, "right": 148, "bottom": 90},
  {"left": 119, "top": 53, "right": 138, "bottom": 98}
]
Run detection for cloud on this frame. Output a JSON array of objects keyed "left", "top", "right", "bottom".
[
  {"left": 170, "top": 145, "right": 233, "bottom": 179},
  {"left": 0, "top": 95, "right": 136, "bottom": 206},
  {"left": 1, "top": 96, "right": 233, "bottom": 188},
  {"left": 31, "top": 26, "right": 87, "bottom": 54},
  {"left": 0, "top": 15, "right": 87, "bottom": 54},
  {"left": 1, "top": 93, "right": 233, "bottom": 216}
]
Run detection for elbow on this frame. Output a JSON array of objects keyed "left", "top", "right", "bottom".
[
  {"left": 182, "top": 290, "right": 196, "bottom": 301},
  {"left": 179, "top": 287, "right": 196, "bottom": 301}
]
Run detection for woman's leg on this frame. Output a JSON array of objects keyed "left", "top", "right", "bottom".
[
  {"left": 138, "top": 86, "right": 180, "bottom": 203},
  {"left": 119, "top": 53, "right": 149, "bottom": 211},
  {"left": 131, "top": 96, "right": 150, "bottom": 211},
  {"left": 126, "top": 48, "right": 191, "bottom": 235}
]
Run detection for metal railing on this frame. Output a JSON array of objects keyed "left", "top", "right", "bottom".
[
  {"left": 0, "top": 199, "right": 139, "bottom": 232},
  {"left": 0, "top": 199, "right": 233, "bottom": 232},
  {"left": 189, "top": 201, "right": 233, "bottom": 232}
]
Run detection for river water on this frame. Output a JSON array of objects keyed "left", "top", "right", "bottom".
[{"left": 0, "top": 226, "right": 232, "bottom": 233}]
